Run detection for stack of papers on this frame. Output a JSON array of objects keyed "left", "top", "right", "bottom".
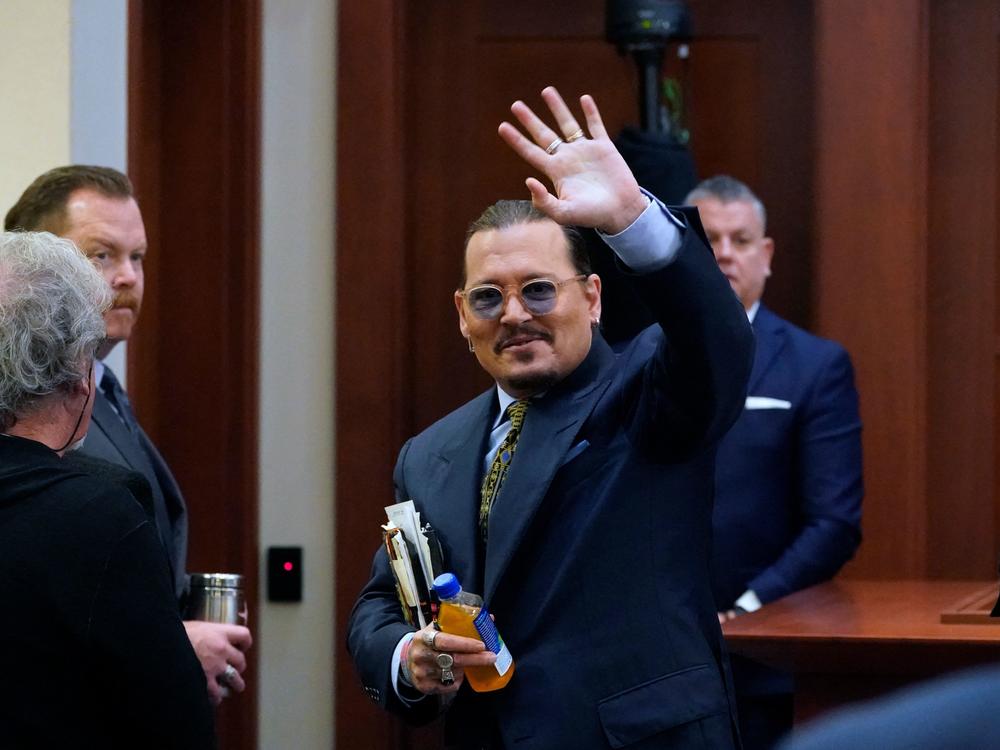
[{"left": 382, "top": 500, "right": 443, "bottom": 627}]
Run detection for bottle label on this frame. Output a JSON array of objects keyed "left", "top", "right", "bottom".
[{"left": 473, "top": 605, "right": 513, "bottom": 676}]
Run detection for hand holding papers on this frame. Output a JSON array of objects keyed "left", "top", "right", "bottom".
[{"left": 382, "top": 500, "right": 443, "bottom": 627}]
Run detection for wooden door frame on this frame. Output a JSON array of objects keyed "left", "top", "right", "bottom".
[{"left": 127, "top": 1, "right": 261, "bottom": 747}]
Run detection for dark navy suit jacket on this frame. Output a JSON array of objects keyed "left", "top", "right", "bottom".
[
  {"left": 712, "top": 306, "right": 862, "bottom": 698},
  {"left": 80, "top": 385, "right": 189, "bottom": 601},
  {"left": 712, "top": 305, "right": 862, "bottom": 611},
  {"left": 348, "top": 207, "right": 755, "bottom": 749}
]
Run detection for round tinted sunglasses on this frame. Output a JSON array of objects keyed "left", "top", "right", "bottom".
[{"left": 458, "top": 275, "right": 587, "bottom": 320}]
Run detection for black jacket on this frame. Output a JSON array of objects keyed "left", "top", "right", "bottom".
[{"left": 0, "top": 433, "right": 215, "bottom": 749}]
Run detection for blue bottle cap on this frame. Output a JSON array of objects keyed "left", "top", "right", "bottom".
[{"left": 433, "top": 572, "right": 461, "bottom": 599}]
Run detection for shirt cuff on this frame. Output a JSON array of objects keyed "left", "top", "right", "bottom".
[
  {"left": 391, "top": 632, "right": 424, "bottom": 704},
  {"left": 734, "top": 590, "right": 763, "bottom": 613},
  {"left": 597, "top": 188, "right": 684, "bottom": 273}
]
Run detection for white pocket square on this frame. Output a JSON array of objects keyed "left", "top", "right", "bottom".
[{"left": 745, "top": 396, "right": 792, "bottom": 410}]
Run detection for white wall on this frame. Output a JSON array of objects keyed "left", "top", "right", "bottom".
[
  {"left": 70, "top": 0, "right": 127, "bottom": 169},
  {"left": 0, "top": 0, "right": 129, "bottom": 381},
  {"left": 0, "top": 0, "right": 71, "bottom": 218},
  {"left": 258, "top": 2, "right": 337, "bottom": 748},
  {"left": 69, "top": 0, "right": 129, "bottom": 381}
]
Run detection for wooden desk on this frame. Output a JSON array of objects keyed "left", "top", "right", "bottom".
[{"left": 722, "top": 580, "right": 1000, "bottom": 720}]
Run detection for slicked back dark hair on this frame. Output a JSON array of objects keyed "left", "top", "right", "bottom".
[
  {"left": 4, "top": 165, "right": 134, "bottom": 233},
  {"left": 460, "top": 199, "right": 590, "bottom": 287}
]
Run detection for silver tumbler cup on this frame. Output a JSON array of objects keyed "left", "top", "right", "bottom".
[{"left": 185, "top": 573, "right": 248, "bottom": 625}]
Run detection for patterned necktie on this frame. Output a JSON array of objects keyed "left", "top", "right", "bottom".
[{"left": 479, "top": 399, "right": 529, "bottom": 543}]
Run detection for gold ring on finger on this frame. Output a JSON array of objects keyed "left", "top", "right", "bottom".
[
  {"left": 545, "top": 138, "right": 563, "bottom": 155},
  {"left": 566, "top": 129, "right": 585, "bottom": 142}
]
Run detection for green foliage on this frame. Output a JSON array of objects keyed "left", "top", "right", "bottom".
[{"left": 661, "top": 77, "right": 690, "bottom": 144}]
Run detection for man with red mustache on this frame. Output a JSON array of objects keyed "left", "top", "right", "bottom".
[
  {"left": 348, "top": 88, "right": 754, "bottom": 749},
  {"left": 5, "top": 166, "right": 252, "bottom": 706}
]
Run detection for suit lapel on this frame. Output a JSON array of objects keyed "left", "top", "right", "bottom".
[
  {"left": 748, "top": 306, "right": 787, "bottom": 393},
  {"left": 483, "top": 336, "right": 616, "bottom": 602},
  {"left": 87, "top": 390, "right": 186, "bottom": 594},
  {"left": 427, "top": 390, "right": 495, "bottom": 594},
  {"left": 89, "top": 390, "right": 153, "bottom": 472}
]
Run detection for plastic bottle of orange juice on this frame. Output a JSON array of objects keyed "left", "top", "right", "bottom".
[{"left": 432, "top": 572, "right": 514, "bottom": 692}]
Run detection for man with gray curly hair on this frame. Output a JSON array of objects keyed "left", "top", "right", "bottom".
[
  {"left": 0, "top": 230, "right": 216, "bottom": 747},
  {"left": 0, "top": 231, "right": 108, "bottom": 439}
]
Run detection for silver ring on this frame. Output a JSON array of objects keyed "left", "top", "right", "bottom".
[
  {"left": 421, "top": 628, "right": 439, "bottom": 650},
  {"left": 222, "top": 663, "right": 238, "bottom": 684},
  {"left": 440, "top": 668, "right": 455, "bottom": 686},
  {"left": 566, "top": 128, "right": 585, "bottom": 142},
  {"left": 544, "top": 138, "right": 563, "bottom": 155},
  {"left": 436, "top": 652, "right": 455, "bottom": 669}
]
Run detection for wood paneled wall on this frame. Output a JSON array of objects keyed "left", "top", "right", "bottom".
[
  {"left": 336, "top": 1, "right": 1000, "bottom": 745},
  {"left": 814, "top": 0, "right": 1000, "bottom": 580},
  {"left": 335, "top": 1, "right": 411, "bottom": 748},
  {"left": 813, "top": 0, "right": 932, "bottom": 578},
  {"left": 925, "top": 0, "right": 999, "bottom": 578},
  {"left": 128, "top": 2, "right": 261, "bottom": 747}
]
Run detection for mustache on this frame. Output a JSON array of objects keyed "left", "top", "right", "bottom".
[
  {"left": 111, "top": 292, "right": 140, "bottom": 312},
  {"left": 494, "top": 325, "right": 552, "bottom": 354}
]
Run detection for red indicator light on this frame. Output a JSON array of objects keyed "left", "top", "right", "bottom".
[{"left": 283, "top": 561, "right": 294, "bottom": 572}]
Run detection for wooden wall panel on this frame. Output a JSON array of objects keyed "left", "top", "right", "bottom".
[
  {"left": 996, "top": 15, "right": 1000, "bottom": 572},
  {"left": 128, "top": 1, "right": 260, "bottom": 747},
  {"left": 813, "top": 0, "right": 930, "bottom": 579},
  {"left": 746, "top": 0, "right": 816, "bottom": 328},
  {"left": 680, "top": 40, "right": 761, "bottom": 191},
  {"left": 814, "top": 0, "right": 1000, "bottom": 581},
  {"left": 925, "top": 0, "right": 999, "bottom": 578},
  {"left": 334, "top": 1, "right": 411, "bottom": 748},
  {"left": 669, "top": 0, "right": 817, "bottom": 326},
  {"left": 402, "top": 1, "right": 489, "bottom": 434}
]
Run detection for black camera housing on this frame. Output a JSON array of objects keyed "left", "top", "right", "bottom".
[{"left": 606, "top": 0, "right": 691, "bottom": 50}]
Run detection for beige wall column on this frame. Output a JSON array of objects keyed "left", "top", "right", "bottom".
[
  {"left": 0, "top": 1, "right": 71, "bottom": 216},
  {"left": 259, "top": 1, "right": 336, "bottom": 747}
]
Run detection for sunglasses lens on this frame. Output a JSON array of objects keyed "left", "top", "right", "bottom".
[
  {"left": 465, "top": 279, "right": 564, "bottom": 319},
  {"left": 467, "top": 287, "right": 503, "bottom": 318},
  {"left": 521, "top": 280, "right": 558, "bottom": 315}
]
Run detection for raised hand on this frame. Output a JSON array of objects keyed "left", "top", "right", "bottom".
[{"left": 498, "top": 86, "right": 648, "bottom": 235}]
